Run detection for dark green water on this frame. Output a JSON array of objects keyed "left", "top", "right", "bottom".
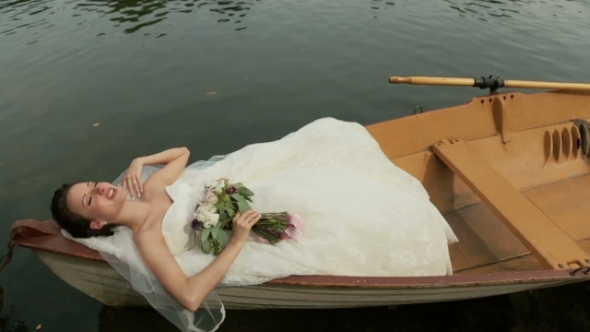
[{"left": 1, "top": 0, "right": 590, "bottom": 330}]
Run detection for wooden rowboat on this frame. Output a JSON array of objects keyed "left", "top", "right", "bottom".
[{"left": 7, "top": 76, "right": 590, "bottom": 310}]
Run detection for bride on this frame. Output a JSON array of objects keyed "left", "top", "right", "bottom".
[{"left": 50, "top": 117, "right": 458, "bottom": 332}]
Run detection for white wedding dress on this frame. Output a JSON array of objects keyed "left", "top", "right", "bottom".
[{"left": 63, "top": 117, "right": 458, "bottom": 332}]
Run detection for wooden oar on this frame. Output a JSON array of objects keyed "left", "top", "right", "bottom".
[{"left": 388, "top": 76, "right": 590, "bottom": 91}]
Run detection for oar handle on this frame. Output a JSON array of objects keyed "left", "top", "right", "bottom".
[
  {"left": 389, "top": 76, "right": 590, "bottom": 91},
  {"left": 504, "top": 80, "right": 590, "bottom": 91},
  {"left": 389, "top": 76, "right": 477, "bottom": 86}
]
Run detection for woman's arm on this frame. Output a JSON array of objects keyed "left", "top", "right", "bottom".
[
  {"left": 123, "top": 147, "right": 190, "bottom": 198},
  {"left": 135, "top": 147, "right": 190, "bottom": 167},
  {"left": 135, "top": 210, "right": 261, "bottom": 311}
]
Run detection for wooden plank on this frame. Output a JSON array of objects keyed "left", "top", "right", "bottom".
[
  {"left": 432, "top": 139, "right": 590, "bottom": 270},
  {"left": 448, "top": 244, "right": 470, "bottom": 272},
  {"left": 446, "top": 211, "right": 498, "bottom": 270},
  {"left": 578, "top": 238, "right": 590, "bottom": 255},
  {"left": 456, "top": 255, "right": 542, "bottom": 275},
  {"left": 524, "top": 174, "right": 590, "bottom": 241},
  {"left": 455, "top": 203, "right": 530, "bottom": 260},
  {"left": 446, "top": 203, "right": 531, "bottom": 273}
]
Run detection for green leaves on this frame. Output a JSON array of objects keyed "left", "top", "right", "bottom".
[
  {"left": 231, "top": 193, "right": 252, "bottom": 213},
  {"left": 238, "top": 186, "right": 254, "bottom": 196},
  {"left": 238, "top": 187, "right": 254, "bottom": 202},
  {"left": 201, "top": 238, "right": 211, "bottom": 254},
  {"left": 201, "top": 228, "right": 211, "bottom": 243},
  {"left": 200, "top": 225, "right": 228, "bottom": 255},
  {"left": 210, "top": 226, "right": 219, "bottom": 238},
  {"left": 216, "top": 229, "right": 229, "bottom": 249}
]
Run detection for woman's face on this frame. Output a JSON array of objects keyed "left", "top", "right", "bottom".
[{"left": 66, "top": 181, "right": 127, "bottom": 222}]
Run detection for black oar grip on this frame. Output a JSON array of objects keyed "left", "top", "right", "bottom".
[{"left": 473, "top": 76, "right": 506, "bottom": 91}]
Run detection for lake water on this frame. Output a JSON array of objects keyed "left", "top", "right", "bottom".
[{"left": 1, "top": 0, "right": 590, "bottom": 330}]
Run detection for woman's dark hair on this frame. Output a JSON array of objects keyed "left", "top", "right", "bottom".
[{"left": 50, "top": 183, "right": 118, "bottom": 238}]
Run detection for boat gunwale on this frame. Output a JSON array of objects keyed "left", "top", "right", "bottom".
[{"left": 11, "top": 219, "right": 590, "bottom": 289}]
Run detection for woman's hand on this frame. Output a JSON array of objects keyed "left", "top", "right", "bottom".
[
  {"left": 122, "top": 158, "right": 144, "bottom": 199},
  {"left": 230, "top": 210, "right": 261, "bottom": 246}
]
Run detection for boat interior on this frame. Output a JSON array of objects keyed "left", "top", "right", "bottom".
[{"left": 366, "top": 90, "right": 590, "bottom": 276}]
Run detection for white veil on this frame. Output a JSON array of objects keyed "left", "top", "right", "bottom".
[{"left": 100, "top": 155, "right": 229, "bottom": 332}]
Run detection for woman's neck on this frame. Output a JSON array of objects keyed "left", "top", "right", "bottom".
[{"left": 112, "top": 200, "right": 152, "bottom": 232}]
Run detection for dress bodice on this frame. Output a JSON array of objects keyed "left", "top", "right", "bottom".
[{"left": 162, "top": 181, "right": 198, "bottom": 255}]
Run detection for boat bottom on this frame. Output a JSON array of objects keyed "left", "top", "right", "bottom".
[{"left": 450, "top": 174, "right": 590, "bottom": 275}]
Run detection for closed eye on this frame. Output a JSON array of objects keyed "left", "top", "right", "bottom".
[{"left": 86, "top": 182, "right": 98, "bottom": 206}]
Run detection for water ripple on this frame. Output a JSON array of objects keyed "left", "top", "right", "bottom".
[
  {"left": 369, "top": 0, "right": 396, "bottom": 19},
  {"left": 443, "top": 0, "right": 589, "bottom": 21},
  {"left": 0, "top": 0, "right": 260, "bottom": 37}
]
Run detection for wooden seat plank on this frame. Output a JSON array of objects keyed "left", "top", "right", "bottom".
[{"left": 432, "top": 139, "right": 590, "bottom": 270}]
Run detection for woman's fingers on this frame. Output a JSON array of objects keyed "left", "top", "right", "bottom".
[
  {"left": 132, "top": 176, "right": 142, "bottom": 197},
  {"left": 242, "top": 211, "right": 260, "bottom": 225},
  {"left": 126, "top": 177, "right": 134, "bottom": 198},
  {"left": 233, "top": 210, "right": 259, "bottom": 226},
  {"left": 248, "top": 213, "right": 261, "bottom": 226},
  {"left": 125, "top": 176, "right": 137, "bottom": 198},
  {"left": 121, "top": 173, "right": 143, "bottom": 199},
  {"left": 246, "top": 211, "right": 259, "bottom": 222}
]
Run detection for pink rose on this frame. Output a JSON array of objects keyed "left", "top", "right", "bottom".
[
  {"left": 281, "top": 214, "right": 306, "bottom": 242},
  {"left": 257, "top": 236, "right": 271, "bottom": 244}
]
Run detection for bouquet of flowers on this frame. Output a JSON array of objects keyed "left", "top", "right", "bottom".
[{"left": 190, "top": 178, "right": 305, "bottom": 255}]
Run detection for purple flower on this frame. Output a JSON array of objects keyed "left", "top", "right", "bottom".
[{"left": 191, "top": 219, "right": 201, "bottom": 231}]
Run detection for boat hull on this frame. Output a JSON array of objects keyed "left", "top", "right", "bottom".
[{"left": 34, "top": 249, "right": 588, "bottom": 310}]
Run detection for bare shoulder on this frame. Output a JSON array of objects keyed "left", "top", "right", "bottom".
[
  {"left": 133, "top": 197, "right": 173, "bottom": 253},
  {"left": 133, "top": 225, "right": 166, "bottom": 252}
]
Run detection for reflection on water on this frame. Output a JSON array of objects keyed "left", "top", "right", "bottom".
[
  {"left": 0, "top": 0, "right": 259, "bottom": 36},
  {"left": 2, "top": 0, "right": 589, "bottom": 39},
  {"left": 97, "top": 306, "right": 174, "bottom": 332},
  {"left": 442, "top": 0, "right": 588, "bottom": 21},
  {"left": 0, "top": 278, "right": 589, "bottom": 331},
  {"left": 0, "top": 288, "right": 28, "bottom": 332},
  {"left": 96, "top": 280, "right": 590, "bottom": 331},
  {"left": 369, "top": 0, "right": 395, "bottom": 19}
]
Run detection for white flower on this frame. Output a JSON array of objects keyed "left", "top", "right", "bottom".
[
  {"left": 205, "top": 212, "right": 220, "bottom": 228},
  {"left": 204, "top": 178, "right": 224, "bottom": 193},
  {"left": 195, "top": 205, "right": 220, "bottom": 228}
]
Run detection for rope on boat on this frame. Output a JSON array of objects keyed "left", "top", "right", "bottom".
[
  {"left": 0, "top": 241, "right": 14, "bottom": 273},
  {"left": 571, "top": 118, "right": 590, "bottom": 157},
  {"left": 570, "top": 266, "right": 590, "bottom": 276}
]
